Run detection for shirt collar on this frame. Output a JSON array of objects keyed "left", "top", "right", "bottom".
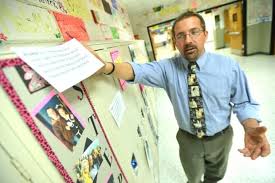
[{"left": 181, "top": 50, "right": 208, "bottom": 71}]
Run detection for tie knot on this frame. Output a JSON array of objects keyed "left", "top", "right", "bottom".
[{"left": 188, "top": 63, "right": 197, "bottom": 73}]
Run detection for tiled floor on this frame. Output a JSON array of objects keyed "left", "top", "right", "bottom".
[{"left": 157, "top": 48, "right": 275, "bottom": 183}]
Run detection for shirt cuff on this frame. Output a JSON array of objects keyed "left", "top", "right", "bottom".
[
  {"left": 126, "top": 62, "right": 143, "bottom": 84},
  {"left": 236, "top": 104, "right": 262, "bottom": 124}
]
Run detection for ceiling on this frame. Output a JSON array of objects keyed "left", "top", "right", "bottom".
[{"left": 120, "top": 0, "right": 179, "bottom": 15}]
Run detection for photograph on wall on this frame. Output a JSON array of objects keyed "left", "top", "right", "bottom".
[
  {"left": 74, "top": 138, "right": 103, "bottom": 183},
  {"left": 15, "top": 63, "right": 50, "bottom": 94},
  {"left": 32, "top": 90, "right": 85, "bottom": 151}
]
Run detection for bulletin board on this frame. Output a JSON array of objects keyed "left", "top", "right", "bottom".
[
  {"left": 0, "top": 57, "right": 127, "bottom": 183},
  {"left": 0, "top": 0, "right": 134, "bottom": 43}
]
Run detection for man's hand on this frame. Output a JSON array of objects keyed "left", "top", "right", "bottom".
[{"left": 238, "top": 126, "right": 271, "bottom": 160}]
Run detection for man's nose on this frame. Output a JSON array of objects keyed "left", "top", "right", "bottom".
[{"left": 184, "top": 33, "right": 193, "bottom": 43}]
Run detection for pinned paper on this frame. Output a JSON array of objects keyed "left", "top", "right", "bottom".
[
  {"left": 109, "top": 92, "right": 125, "bottom": 128},
  {"left": 12, "top": 39, "right": 104, "bottom": 92}
]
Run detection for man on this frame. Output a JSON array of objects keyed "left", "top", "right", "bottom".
[{"left": 92, "top": 11, "right": 270, "bottom": 183}]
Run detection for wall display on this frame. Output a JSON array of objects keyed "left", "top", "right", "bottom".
[
  {"left": 53, "top": 12, "right": 90, "bottom": 41},
  {"left": 0, "top": 0, "right": 62, "bottom": 42},
  {"left": 0, "top": 57, "right": 128, "bottom": 183},
  {"left": 110, "top": 50, "right": 127, "bottom": 91},
  {"left": 15, "top": 64, "right": 49, "bottom": 94}
]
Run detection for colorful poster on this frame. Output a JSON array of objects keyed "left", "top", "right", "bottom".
[
  {"left": 15, "top": 64, "right": 50, "bottom": 94},
  {"left": 53, "top": 12, "right": 90, "bottom": 41},
  {"left": 62, "top": 0, "right": 91, "bottom": 20},
  {"left": 110, "top": 50, "right": 127, "bottom": 91},
  {"left": 0, "top": 0, "right": 62, "bottom": 42}
]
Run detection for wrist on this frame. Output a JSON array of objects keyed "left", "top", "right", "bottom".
[{"left": 104, "top": 62, "right": 115, "bottom": 75}]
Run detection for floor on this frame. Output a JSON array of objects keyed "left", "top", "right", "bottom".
[{"left": 156, "top": 48, "right": 275, "bottom": 183}]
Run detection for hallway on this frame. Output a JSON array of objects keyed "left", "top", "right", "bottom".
[{"left": 157, "top": 49, "right": 275, "bottom": 183}]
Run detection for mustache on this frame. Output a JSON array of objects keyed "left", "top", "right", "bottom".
[{"left": 184, "top": 44, "right": 197, "bottom": 51}]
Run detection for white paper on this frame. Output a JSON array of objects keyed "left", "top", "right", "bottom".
[
  {"left": 109, "top": 92, "right": 126, "bottom": 127},
  {"left": 12, "top": 39, "right": 104, "bottom": 92}
]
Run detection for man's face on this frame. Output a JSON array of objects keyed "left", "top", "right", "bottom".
[{"left": 174, "top": 16, "right": 208, "bottom": 62}]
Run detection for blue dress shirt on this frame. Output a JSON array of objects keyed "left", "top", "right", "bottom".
[{"left": 129, "top": 51, "right": 261, "bottom": 136}]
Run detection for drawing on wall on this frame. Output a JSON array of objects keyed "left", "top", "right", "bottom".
[
  {"left": 90, "top": 0, "right": 104, "bottom": 11},
  {"left": 15, "top": 64, "right": 50, "bottom": 94},
  {"left": 75, "top": 138, "right": 103, "bottom": 183},
  {"left": 53, "top": 12, "right": 90, "bottom": 41},
  {"left": 32, "top": 90, "right": 85, "bottom": 151},
  {"left": 110, "top": 27, "right": 119, "bottom": 39},
  {"left": 110, "top": 50, "right": 127, "bottom": 91},
  {"left": 0, "top": 0, "right": 62, "bottom": 41},
  {"left": 62, "top": 0, "right": 91, "bottom": 20}
]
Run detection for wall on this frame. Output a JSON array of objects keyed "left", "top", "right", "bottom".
[
  {"left": 246, "top": 0, "right": 273, "bottom": 54},
  {"left": 127, "top": 0, "right": 238, "bottom": 59}
]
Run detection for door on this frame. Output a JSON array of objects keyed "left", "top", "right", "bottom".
[{"left": 228, "top": 2, "right": 243, "bottom": 55}]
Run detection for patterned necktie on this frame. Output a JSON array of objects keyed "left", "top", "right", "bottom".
[{"left": 187, "top": 63, "right": 206, "bottom": 138}]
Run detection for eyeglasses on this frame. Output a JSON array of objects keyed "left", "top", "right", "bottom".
[{"left": 175, "top": 28, "right": 204, "bottom": 41}]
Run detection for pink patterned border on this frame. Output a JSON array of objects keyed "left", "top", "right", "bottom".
[
  {"left": 0, "top": 58, "right": 73, "bottom": 183},
  {"left": 80, "top": 82, "right": 128, "bottom": 183}
]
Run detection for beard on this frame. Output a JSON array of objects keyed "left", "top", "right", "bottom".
[{"left": 182, "top": 44, "right": 199, "bottom": 62}]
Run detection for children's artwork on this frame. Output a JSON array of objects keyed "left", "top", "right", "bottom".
[
  {"left": 20, "top": 0, "right": 67, "bottom": 13},
  {"left": 15, "top": 64, "right": 50, "bottom": 94},
  {"left": 100, "top": 24, "right": 113, "bottom": 40},
  {"left": 32, "top": 90, "right": 85, "bottom": 151},
  {"left": 110, "top": 27, "right": 119, "bottom": 39},
  {"left": 110, "top": 50, "right": 127, "bottom": 91},
  {"left": 53, "top": 12, "right": 90, "bottom": 41},
  {"left": 102, "top": 0, "right": 112, "bottom": 15},
  {"left": 0, "top": 0, "right": 62, "bottom": 42},
  {"left": 62, "top": 0, "right": 91, "bottom": 20},
  {"left": 89, "top": 0, "right": 104, "bottom": 11},
  {"left": 75, "top": 138, "right": 103, "bottom": 182}
]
